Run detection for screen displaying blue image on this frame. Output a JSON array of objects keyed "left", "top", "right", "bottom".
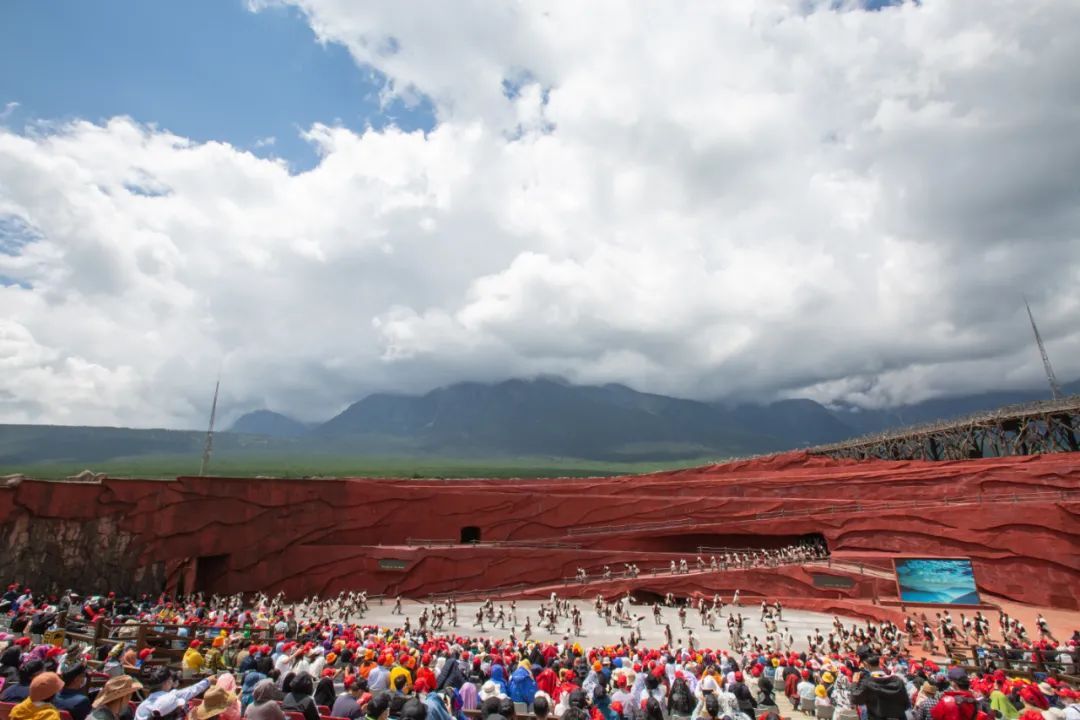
[{"left": 894, "top": 558, "right": 980, "bottom": 605}]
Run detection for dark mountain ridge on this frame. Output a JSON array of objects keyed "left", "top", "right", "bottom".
[
  {"left": 229, "top": 410, "right": 309, "bottom": 438},
  {"left": 2, "top": 377, "right": 1075, "bottom": 467}
]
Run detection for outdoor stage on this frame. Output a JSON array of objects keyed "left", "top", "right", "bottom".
[
  {"left": 0, "top": 451, "right": 1077, "bottom": 623},
  {"left": 342, "top": 599, "right": 860, "bottom": 653}
]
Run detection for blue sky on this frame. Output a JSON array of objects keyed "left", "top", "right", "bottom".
[
  {"left": 0, "top": 0, "right": 435, "bottom": 171},
  {"left": 2, "top": 0, "right": 1077, "bottom": 427}
]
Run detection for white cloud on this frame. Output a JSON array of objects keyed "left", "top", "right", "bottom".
[{"left": 2, "top": 0, "right": 1080, "bottom": 426}]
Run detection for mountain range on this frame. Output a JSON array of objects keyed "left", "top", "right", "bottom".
[
  {"left": 1, "top": 376, "right": 1075, "bottom": 468},
  {"left": 232, "top": 376, "right": 1079, "bottom": 459}
]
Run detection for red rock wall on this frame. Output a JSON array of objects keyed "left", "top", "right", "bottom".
[{"left": 0, "top": 452, "right": 1077, "bottom": 610}]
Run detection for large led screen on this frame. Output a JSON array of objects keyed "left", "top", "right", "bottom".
[{"left": 893, "top": 558, "right": 980, "bottom": 605}]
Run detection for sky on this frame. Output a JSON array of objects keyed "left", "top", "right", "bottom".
[{"left": 1, "top": 0, "right": 1078, "bottom": 429}]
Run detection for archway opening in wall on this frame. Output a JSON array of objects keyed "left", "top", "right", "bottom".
[
  {"left": 631, "top": 590, "right": 665, "bottom": 605},
  {"left": 194, "top": 554, "right": 230, "bottom": 594},
  {"left": 460, "top": 526, "right": 481, "bottom": 544}
]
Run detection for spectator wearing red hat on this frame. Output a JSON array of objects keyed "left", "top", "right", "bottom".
[
  {"left": 136, "top": 648, "right": 154, "bottom": 669},
  {"left": 415, "top": 655, "right": 436, "bottom": 695},
  {"left": 930, "top": 669, "right": 986, "bottom": 720},
  {"left": 798, "top": 671, "right": 816, "bottom": 707},
  {"left": 988, "top": 678, "right": 1018, "bottom": 720},
  {"left": 1019, "top": 685, "right": 1050, "bottom": 713},
  {"left": 731, "top": 671, "right": 757, "bottom": 716},
  {"left": 366, "top": 655, "right": 390, "bottom": 693},
  {"left": 610, "top": 674, "right": 633, "bottom": 712},
  {"left": 532, "top": 663, "right": 555, "bottom": 698}
]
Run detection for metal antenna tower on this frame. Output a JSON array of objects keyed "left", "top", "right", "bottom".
[
  {"left": 1024, "top": 298, "right": 1062, "bottom": 400},
  {"left": 199, "top": 380, "right": 220, "bottom": 476}
]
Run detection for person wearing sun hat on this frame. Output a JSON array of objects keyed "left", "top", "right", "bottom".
[
  {"left": 10, "top": 671, "right": 64, "bottom": 720},
  {"left": 90, "top": 675, "right": 143, "bottom": 720},
  {"left": 479, "top": 680, "right": 504, "bottom": 703},
  {"left": 191, "top": 685, "right": 239, "bottom": 720},
  {"left": 212, "top": 674, "right": 242, "bottom": 720},
  {"left": 815, "top": 684, "right": 833, "bottom": 711},
  {"left": 1039, "top": 683, "right": 1066, "bottom": 720}
]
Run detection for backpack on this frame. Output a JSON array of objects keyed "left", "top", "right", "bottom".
[{"left": 932, "top": 694, "right": 988, "bottom": 720}]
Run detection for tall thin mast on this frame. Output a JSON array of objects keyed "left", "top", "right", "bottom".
[
  {"left": 199, "top": 380, "right": 220, "bottom": 476},
  {"left": 1024, "top": 298, "right": 1062, "bottom": 400}
]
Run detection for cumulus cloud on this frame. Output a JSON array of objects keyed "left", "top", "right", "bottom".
[{"left": 2, "top": 0, "right": 1080, "bottom": 426}]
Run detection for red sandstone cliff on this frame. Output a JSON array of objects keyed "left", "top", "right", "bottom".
[{"left": 0, "top": 452, "right": 1076, "bottom": 609}]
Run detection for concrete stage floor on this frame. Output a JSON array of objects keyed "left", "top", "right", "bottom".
[{"left": 359, "top": 599, "right": 860, "bottom": 652}]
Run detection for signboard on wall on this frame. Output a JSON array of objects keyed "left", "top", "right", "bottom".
[
  {"left": 811, "top": 573, "right": 855, "bottom": 589},
  {"left": 893, "top": 558, "right": 980, "bottom": 604}
]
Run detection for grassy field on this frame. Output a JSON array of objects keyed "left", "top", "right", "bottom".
[{"left": 2, "top": 453, "right": 717, "bottom": 480}]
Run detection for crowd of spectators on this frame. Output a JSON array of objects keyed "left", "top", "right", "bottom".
[{"left": 0, "top": 584, "right": 1076, "bottom": 720}]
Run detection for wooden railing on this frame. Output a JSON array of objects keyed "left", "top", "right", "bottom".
[{"left": 949, "top": 644, "right": 1080, "bottom": 684}]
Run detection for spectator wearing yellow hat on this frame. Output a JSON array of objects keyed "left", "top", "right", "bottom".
[
  {"left": 815, "top": 684, "right": 833, "bottom": 713},
  {"left": 183, "top": 641, "right": 206, "bottom": 679}
]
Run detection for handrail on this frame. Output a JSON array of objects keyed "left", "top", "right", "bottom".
[
  {"left": 406, "top": 538, "right": 582, "bottom": 549},
  {"left": 437, "top": 552, "right": 832, "bottom": 600},
  {"left": 567, "top": 517, "right": 695, "bottom": 537},
  {"left": 695, "top": 543, "right": 823, "bottom": 555},
  {"left": 809, "top": 394, "right": 1080, "bottom": 453}
]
